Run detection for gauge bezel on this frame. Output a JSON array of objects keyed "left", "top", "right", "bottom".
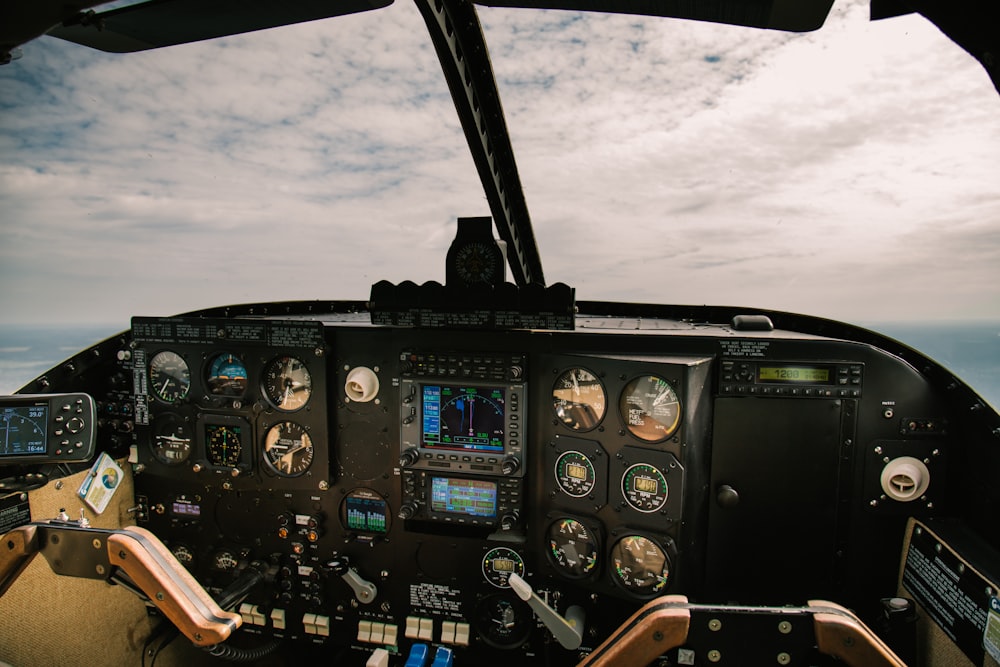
[
  {"left": 262, "top": 420, "right": 314, "bottom": 478},
  {"left": 481, "top": 546, "right": 525, "bottom": 589},
  {"left": 261, "top": 354, "right": 313, "bottom": 412},
  {"left": 551, "top": 367, "right": 607, "bottom": 432},
  {"left": 553, "top": 449, "right": 597, "bottom": 498},
  {"left": 620, "top": 462, "right": 669, "bottom": 513},
  {"left": 204, "top": 351, "right": 249, "bottom": 398},
  {"left": 148, "top": 350, "right": 191, "bottom": 404},
  {"left": 618, "top": 374, "right": 682, "bottom": 443},
  {"left": 546, "top": 516, "right": 601, "bottom": 580},
  {"left": 608, "top": 533, "right": 673, "bottom": 597}
]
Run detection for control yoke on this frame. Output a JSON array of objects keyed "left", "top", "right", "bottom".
[
  {"left": 0, "top": 518, "right": 241, "bottom": 647},
  {"left": 576, "top": 595, "right": 908, "bottom": 667}
]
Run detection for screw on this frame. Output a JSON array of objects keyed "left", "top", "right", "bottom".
[
  {"left": 92, "top": 539, "right": 102, "bottom": 550},
  {"left": 778, "top": 621, "right": 792, "bottom": 634},
  {"left": 319, "top": 480, "right": 330, "bottom": 491},
  {"left": 708, "top": 650, "right": 722, "bottom": 662},
  {"left": 777, "top": 653, "right": 791, "bottom": 665},
  {"left": 708, "top": 619, "right": 722, "bottom": 632}
]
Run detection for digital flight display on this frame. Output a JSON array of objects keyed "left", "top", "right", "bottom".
[
  {"left": 0, "top": 405, "right": 47, "bottom": 457},
  {"left": 757, "top": 366, "right": 831, "bottom": 383},
  {"left": 421, "top": 384, "right": 505, "bottom": 453},
  {"left": 430, "top": 476, "right": 498, "bottom": 518},
  {"left": 566, "top": 463, "right": 588, "bottom": 480}
]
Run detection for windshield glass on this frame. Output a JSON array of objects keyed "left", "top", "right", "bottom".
[{"left": 1, "top": 0, "right": 998, "bottom": 402}]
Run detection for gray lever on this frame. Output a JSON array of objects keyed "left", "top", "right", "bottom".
[{"left": 509, "top": 572, "right": 584, "bottom": 650}]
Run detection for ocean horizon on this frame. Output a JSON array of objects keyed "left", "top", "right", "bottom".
[{"left": 0, "top": 320, "right": 997, "bottom": 410}]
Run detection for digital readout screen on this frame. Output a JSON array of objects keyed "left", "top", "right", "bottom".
[
  {"left": 566, "top": 463, "right": 588, "bottom": 480},
  {"left": 421, "top": 384, "right": 505, "bottom": 452},
  {"left": 0, "top": 405, "right": 47, "bottom": 457},
  {"left": 345, "top": 496, "right": 388, "bottom": 533},
  {"left": 757, "top": 367, "right": 831, "bottom": 383},
  {"left": 633, "top": 476, "right": 659, "bottom": 493},
  {"left": 430, "top": 477, "right": 497, "bottom": 518},
  {"left": 171, "top": 501, "right": 201, "bottom": 517}
]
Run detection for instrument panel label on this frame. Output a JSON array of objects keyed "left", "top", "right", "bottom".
[
  {"left": 410, "top": 583, "right": 462, "bottom": 615},
  {"left": 902, "top": 523, "right": 993, "bottom": 665},
  {"left": 718, "top": 340, "right": 770, "bottom": 358}
]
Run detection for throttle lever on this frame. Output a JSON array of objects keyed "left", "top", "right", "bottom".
[{"left": 327, "top": 556, "right": 378, "bottom": 605}]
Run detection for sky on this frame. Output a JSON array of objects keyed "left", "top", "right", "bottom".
[{"left": 0, "top": 0, "right": 998, "bottom": 331}]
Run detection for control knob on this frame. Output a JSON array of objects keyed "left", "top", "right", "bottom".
[
  {"left": 501, "top": 455, "right": 521, "bottom": 476},
  {"left": 398, "top": 502, "right": 419, "bottom": 520},
  {"left": 399, "top": 448, "right": 420, "bottom": 467},
  {"left": 499, "top": 510, "right": 520, "bottom": 531}
]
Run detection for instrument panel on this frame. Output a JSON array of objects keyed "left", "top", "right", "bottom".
[{"left": 123, "top": 314, "right": 949, "bottom": 665}]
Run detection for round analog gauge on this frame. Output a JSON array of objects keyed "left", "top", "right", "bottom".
[
  {"left": 211, "top": 549, "right": 239, "bottom": 572},
  {"left": 619, "top": 375, "right": 681, "bottom": 442},
  {"left": 170, "top": 544, "right": 195, "bottom": 569},
  {"left": 610, "top": 535, "right": 671, "bottom": 595},
  {"left": 149, "top": 351, "right": 190, "bottom": 404},
  {"left": 621, "top": 463, "right": 669, "bottom": 513},
  {"left": 482, "top": 547, "right": 525, "bottom": 588},
  {"left": 548, "top": 518, "right": 599, "bottom": 578},
  {"left": 474, "top": 594, "right": 533, "bottom": 649},
  {"left": 206, "top": 352, "right": 248, "bottom": 397},
  {"left": 262, "top": 355, "right": 313, "bottom": 411},
  {"left": 263, "top": 421, "right": 314, "bottom": 477},
  {"left": 554, "top": 450, "right": 596, "bottom": 498},
  {"left": 151, "top": 414, "right": 193, "bottom": 466},
  {"left": 552, "top": 368, "right": 606, "bottom": 431},
  {"left": 206, "top": 423, "right": 243, "bottom": 468}
]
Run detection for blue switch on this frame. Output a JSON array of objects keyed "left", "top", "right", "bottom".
[
  {"left": 430, "top": 646, "right": 454, "bottom": 667},
  {"left": 404, "top": 643, "right": 430, "bottom": 667}
]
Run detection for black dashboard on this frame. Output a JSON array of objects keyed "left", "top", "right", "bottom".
[
  {"left": 49, "top": 303, "right": 974, "bottom": 666},
  {"left": 10, "top": 300, "right": 1000, "bottom": 666}
]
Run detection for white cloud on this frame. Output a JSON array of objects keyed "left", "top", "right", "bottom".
[{"left": 0, "top": 0, "right": 997, "bottom": 326}]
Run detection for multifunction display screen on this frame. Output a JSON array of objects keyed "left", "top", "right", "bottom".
[
  {"left": 0, "top": 405, "right": 47, "bottom": 457},
  {"left": 421, "top": 384, "right": 505, "bottom": 453},
  {"left": 430, "top": 476, "right": 497, "bottom": 518}
]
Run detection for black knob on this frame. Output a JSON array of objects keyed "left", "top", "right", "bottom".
[
  {"left": 399, "top": 448, "right": 420, "bottom": 467},
  {"left": 501, "top": 455, "right": 520, "bottom": 476},
  {"left": 499, "top": 511, "right": 520, "bottom": 531},
  {"left": 398, "top": 502, "right": 418, "bottom": 520}
]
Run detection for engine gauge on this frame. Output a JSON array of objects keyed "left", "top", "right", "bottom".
[
  {"left": 474, "top": 594, "right": 533, "bottom": 648},
  {"left": 554, "top": 450, "right": 597, "bottom": 498},
  {"left": 149, "top": 351, "right": 190, "bottom": 404},
  {"left": 482, "top": 546, "right": 525, "bottom": 588},
  {"left": 262, "top": 355, "right": 312, "bottom": 411},
  {"left": 548, "top": 518, "right": 599, "bottom": 578},
  {"left": 211, "top": 549, "right": 239, "bottom": 572},
  {"left": 552, "top": 368, "right": 606, "bottom": 431},
  {"left": 170, "top": 543, "right": 195, "bottom": 569},
  {"left": 151, "top": 414, "right": 193, "bottom": 465},
  {"left": 621, "top": 463, "right": 669, "bottom": 513},
  {"left": 206, "top": 423, "right": 244, "bottom": 468},
  {"left": 206, "top": 352, "right": 248, "bottom": 397},
  {"left": 263, "top": 421, "right": 314, "bottom": 477},
  {"left": 610, "top": 535, "right": 671, "bottom": 595},
  {"left": 619, "top": 375, "right": 681, "bottom": 443}
]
